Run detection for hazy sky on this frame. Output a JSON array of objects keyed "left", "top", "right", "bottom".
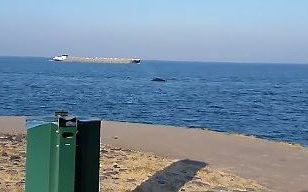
[{"left": 1, "top": 0, "right": 308, "bottom": 63}]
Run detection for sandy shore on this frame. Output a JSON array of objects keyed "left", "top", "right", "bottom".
[
  {"left": 0, "top": 133, "right": 266, "bottom": 192},
  {"left": 1, "top": 117, "right": 308, "bottom": 191},
  {"left": 0, "top": 117, "right": 25, "bottom": 134},
  {"left": 102, "top": 121, "right": 308, "bottom": 192}
]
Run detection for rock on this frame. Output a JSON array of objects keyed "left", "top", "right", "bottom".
[
  {"left": 99, "top": 175, "right": 108, "bottom": 180},
  {"left": 14, "top": 135, "right": 24, "bottom": 142},
  {"left": 127, "top": 178, "right": 136, "bottom": 182},
  {"left": 6, "top": 135, "right": 14, "bottom": 141},
  {"left": 103, "top": 171, "right": 119, "bottom": 177},
  {"left": 100, "top": 149, "right": 108, "bottom": 153},
  {"left": 110, "top": 147, "right": 122, "bottom": 151},
  {"left": 2, "top": 152, "right": 8, "bottom": 157},
  {"left": 9, "top": 155, "right": 21, "bottom": 161},
  {"left": 193, "top": 176, "right": 201, "bottom": 180},
  {"left": 113, "top": 163, "right": 121, "bottom": 169}
]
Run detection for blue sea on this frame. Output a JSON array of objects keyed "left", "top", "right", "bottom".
[{"left": 0, "top": 57, "right": 307, "bottom": 146}]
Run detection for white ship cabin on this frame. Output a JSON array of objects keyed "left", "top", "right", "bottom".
[{"left": 53, "top": 54, "right": 68, "bottom": 61}]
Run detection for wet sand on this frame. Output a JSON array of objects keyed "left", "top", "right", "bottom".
[{"left": 1, "top": 117, "right": 308, "bottom": 191}]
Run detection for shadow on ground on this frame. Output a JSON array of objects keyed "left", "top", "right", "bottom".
[{"left": 132, "top": 159, "right": 207, "bottom": 192}]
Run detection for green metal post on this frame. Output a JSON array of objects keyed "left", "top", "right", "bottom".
[
  {"left": 57, "top": 122, "right": 78, "bottom": 192},
  {"left": 25, "top": 115, "right": 101, "bottom": 192},
  {"left": 26, "top": 117, "right": 78, "bottom": 192},
  {"left": 75, "top": 120, "right": 101, "bottom": 192},
  {"left": 25, "top": 123, "right": 59, "bottom": 192}
]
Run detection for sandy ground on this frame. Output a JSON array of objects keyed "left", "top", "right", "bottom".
[
  {"left": 102, "top": 121, "right": 308, "bottom": 192},
  {"left": 0, "top": 117, "right": 25, "bottom": 134},
  {"left": 0, "top": 117, "right": 308, "bottom": 191},
  {"left": 0, "top": 134, "right": 266, "bottom": 192}
]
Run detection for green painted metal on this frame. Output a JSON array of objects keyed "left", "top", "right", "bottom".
[
  {"left": 26, "top": 122, "right": 77, "bottom": 192},
  {"left": 57, "top": 126, "right": 77, "bottom": 192},
  {"left": 75, "top": 121, "right": 101, "bottom": 192},
  {"left": 25, "top": 116, "right": 101, "bottom": 192},
  {"left": 25, "top": 123, "right": 59, "bottom": 192}
]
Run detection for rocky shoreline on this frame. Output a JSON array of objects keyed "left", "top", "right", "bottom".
[{"left": 0, "top": 133, "right": 267, "bottom": 192}]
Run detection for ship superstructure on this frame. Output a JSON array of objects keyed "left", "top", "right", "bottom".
[{"left": 52, "top": 54, "right": 68, "bottom": 61}]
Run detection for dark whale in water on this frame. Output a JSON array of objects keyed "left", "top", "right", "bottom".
[{"left": 151, "top": 77, "right": 166, "bottom": 82}]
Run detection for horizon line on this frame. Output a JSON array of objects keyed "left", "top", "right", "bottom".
[{"left": 0, "top": 54, "right": 308, "bottom": 65}]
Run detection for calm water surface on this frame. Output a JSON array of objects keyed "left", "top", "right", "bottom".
[{"left": 0, "top": 57, "right": 307, "bottom": 146}]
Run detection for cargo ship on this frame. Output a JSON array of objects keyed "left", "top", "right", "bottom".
[{"left": 52, "top": 55, "right": 141, "bottom": 64}]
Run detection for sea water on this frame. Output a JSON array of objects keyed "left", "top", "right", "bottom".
[{"left": 0, "top": 57, "right": 307, "bottom": 146}]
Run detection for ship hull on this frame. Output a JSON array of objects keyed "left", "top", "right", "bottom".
[{"left": 53, "top": 56, "right": 141, "bottom": 64}]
